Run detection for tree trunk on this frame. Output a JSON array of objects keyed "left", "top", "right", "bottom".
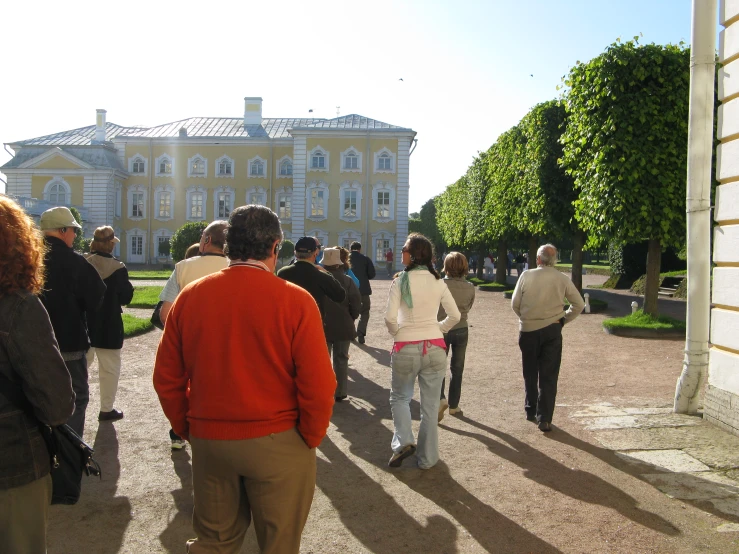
[
  {"left": 527, "top": 236, "right": 538, "bottom": 271},
  {"left": 477, "top": 247, "right": 485, "bottom": 279},
  {"left": 571, "top": 230, "right": 585, "bottom": 293},
  {"left": 643, "top": 238, "right": 662, "bottom": 316},
  {"left": 496, "top": 239, "right": 507, "bottom": 284}
]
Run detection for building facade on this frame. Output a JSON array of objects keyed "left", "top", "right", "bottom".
[
  {"left": 2, "top": 98, "right": 416, "bottom": 269},
  {"left": 705, "top": 0, "right": 739, "bottom": 435}
]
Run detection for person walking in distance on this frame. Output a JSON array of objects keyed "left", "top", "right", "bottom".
[
  {"left": 437, "top": 252, "right": 476, "bottom": 421},
  {"left": 0, "top": 197, "right": 75, "bottom": 554},
  {"left": 348, "top": 241, "right": 376, "bottom": 344},
  {"left": 158, "top": 220, "right": 228, "bottom": 449},
  {"left": 384, "top": 233, "right": 460, "bottom": 469},
  {"left": 511, "top": 244, "right": 584, "bottom": 432},
  {"left": 154, "top": 205, "right": 335, "bottom": 553},
  {"left": 385, "top": 247, "right": 394, "bottom": 276},
  {"left": 322, "top": 247, "right": 361, "bottom": 402},
  {"left": 38, "top": 207, "right": 106, "bottom": 437},
  {"left": 85, "top": 226, "right": 134, "bottom": 422}
]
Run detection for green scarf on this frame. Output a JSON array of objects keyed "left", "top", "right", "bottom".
[{"left": 399, "top": 266, "right": 428, "bottom": 308}]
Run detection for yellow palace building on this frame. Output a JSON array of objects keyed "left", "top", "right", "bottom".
[{"left": 2, "top": 97, "right": 417, "bottom": 268}]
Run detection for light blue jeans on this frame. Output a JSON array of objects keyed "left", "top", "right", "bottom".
[{"left": 390, "top": 343, "right": 447, "bottom": 469}]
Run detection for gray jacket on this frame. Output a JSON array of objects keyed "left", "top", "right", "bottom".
[
  {"left": 437, "top": 277, "right": 476, "bottom": 332},
  {"left": 0, "top": 290, "right": 75, "bottom": 490}
]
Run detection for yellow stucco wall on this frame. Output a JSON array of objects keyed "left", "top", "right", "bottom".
[
  {"left": 31, "top": 175, "right": 84, "bottom": 205},
  {"left": 35, "top": 156, "right": 84, "bottom": 170}
]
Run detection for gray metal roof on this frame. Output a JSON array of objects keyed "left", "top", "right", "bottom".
[
  {"left": 293, "top": 114, "right": 411, "bottom": 131},
  {"left": 10, "top": 123, "right": 137, "bottom": 147},
  {"left": 1, "top": 146, "right": 126, "bottom": 171}
]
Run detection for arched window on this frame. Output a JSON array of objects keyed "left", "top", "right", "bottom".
[
  {"left": 312, "top": 151, "right": 325, "bottom": 169},
  {"left": 132, "top": 157, "right": 145, "bottom": 174},
  {"left": 189, "top": 155, "right": 206, "bottom": 177},
  {"left": 44, "top": 178, "right": 71, "bottom": 205},
  {"left": 219, "top": 159, "right": 232, "bottom": 175},
  {"left": 280, "top": 159, "right": 293, "bottom": 175},
  {"left": 248, "top": 156, "right": 266, "bottom": 178},
  {"left": 344, "top": 152, "right": 358, "bottom": 169},
  {"left": 215, "top": 155, "right": 235, "bottom": 179}
]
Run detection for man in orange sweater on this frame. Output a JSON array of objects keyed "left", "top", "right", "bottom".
[{"left": 153, "top": 205, "right": 336, "bottom": 554}]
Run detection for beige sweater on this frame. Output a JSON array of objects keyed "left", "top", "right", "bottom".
[{"left": 511, "top": 266, "right": 585, "bottom": 332}]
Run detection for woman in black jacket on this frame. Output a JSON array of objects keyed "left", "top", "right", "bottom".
[
  {"left": 0, "top": 196, "right": 75, "bottom": 554},
  {"left": 85, "top": 226, "right": 134, "bottom": 421}
]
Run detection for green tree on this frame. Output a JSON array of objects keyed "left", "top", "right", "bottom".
[
  {"left": 435, "top": 182, "right": 467, "bottom": 253},
  {"left": 69, "top": 207, "right": 89, "bottom": 253},
  {"left": 279, "top": 239, "right": 294, "bottom": 265},
  {"left": 171, "top": 221, "right": 208, "bottom": 262},
  {"left": 417, "top": 196, "right": 447, "bottom": 255},
  {"left": 561, "top": 40, "right": 690, "bottom": 314}
]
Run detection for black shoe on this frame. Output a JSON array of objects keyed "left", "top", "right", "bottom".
[
  {"left": 357, "top": 335, "right": 365, "bottom": 344},
  {"left": 99, "top": 409, "right": 124, "bottom": 421},
  {"left": 388, "top": 444, "right": 416, "bottom": 468},
  {"left": 538, "top": 421, "right": 552, "bottom": 432},
  {"left": 526, "top": 413, "right": 537, "bottom": 423},
  {"left": 335, "top": 396, "right": 347, "bottom": 403}
]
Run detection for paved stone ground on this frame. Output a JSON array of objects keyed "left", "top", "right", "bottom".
[{"left": 47, "top": 274, "right": 739, "bottom": 553}]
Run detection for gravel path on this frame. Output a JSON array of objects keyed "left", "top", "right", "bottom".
[{"left": 47, "top": 277, "right": 737, "bottom": 554}]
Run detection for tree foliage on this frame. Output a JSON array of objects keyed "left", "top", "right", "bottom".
[
  {"left": 171, "top": 221, "right": 207, "bottom": 262},
  {"left": 435, "top": 181, "right": 468, "bottom": 250},
  {"left": 69, "top": 207, "right": 89, "bottom": 253},
  {"left": 416, "top": 196, "right": 447, "bottom": 253},
  {"left": 561, "top": 40, "right": 690, "bottom": 248},
  {"left": 484, "top": 126, "right": 525, "bottom": 241}
]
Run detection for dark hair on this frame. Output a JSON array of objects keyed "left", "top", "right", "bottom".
[
  {"left": 225, "top": 205, "right": 282, "bottom": 261},
  {"left": 402, "top": 233, "right": 440, "bottom": 279},
  {"left": 0, "top": 196, "right": 46, "bottom": 297},
  {"left": 204, "top": 220, "right": 228, "bottom": 249},
  {"left": 350, "top": 241, "right": 361, "bottom": 251}
]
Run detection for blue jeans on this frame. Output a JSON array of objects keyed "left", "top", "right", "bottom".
[
  {"left": 440, "top": 327, "right": 469, "bottom": 409},
  {"left": 390, "top": 343, "right": 447, "bottom": 469}
]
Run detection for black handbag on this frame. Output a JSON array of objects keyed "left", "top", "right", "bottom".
[
  {"left": 0, "top": 373, "right": 101, "bottom": 505},
  {"left": 151, "top": 301, "right": 165, "bottom": 330}
]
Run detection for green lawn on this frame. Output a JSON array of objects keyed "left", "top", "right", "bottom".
[
  {"left": 122, "top": 314, "right": 153, "bottom": 337},
  {"left": 478, "top": 282, "right": 513, "bottom": 292},
  {"left": 128, "top": 286, "right": 164, "bottom": 308},
  {"left": 129, "top": 270, "right": 173, "bottom": 280},
  {"left": 467, "top": 277, "right": 492, "bottom": 286},
  {"left": 602, "top": 310, "right": 685, "bottom": 331}
]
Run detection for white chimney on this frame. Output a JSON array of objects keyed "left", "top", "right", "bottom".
[
  {"left": 95, "top": 109, "right": 107, "bottom": 142},
  {"left": 244, "top": 97, "right": 263, "bottom": 125}
]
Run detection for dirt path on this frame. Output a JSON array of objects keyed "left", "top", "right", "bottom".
[{"left": 48, "top": 278, "right": 737, "bottom": 554}]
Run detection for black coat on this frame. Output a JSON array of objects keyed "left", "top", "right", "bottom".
[
  {"left": 85, "top": 252, "right": 134, "bottom": 350},
  {"left": 40, "top": 237, "right": 106, "bottom": 353},
  {"left": 349, "top": 251, "right": 376, "bottom": 296},
  {"left": 322, "top": 268, "right": 362, "bottom": 342},
  {"left": 276, "top": 260, "right": 346, "bottom": 321}
]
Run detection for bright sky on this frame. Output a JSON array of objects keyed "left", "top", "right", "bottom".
[{"left": 0, "top": 0, "right": 697, "bottom": 212}]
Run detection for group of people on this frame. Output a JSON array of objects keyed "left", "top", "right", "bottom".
[{"left": 1, "top": 194, "right": 585, "bottom": 554}]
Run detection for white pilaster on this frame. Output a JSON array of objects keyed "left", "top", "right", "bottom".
[
  {"left": 292, "top": 136, "right": 307, "bottom": 237},
  {"left": 395, "top": 137, "right": 411, "bottom": 267}
]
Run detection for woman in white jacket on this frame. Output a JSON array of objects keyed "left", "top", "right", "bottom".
[{"left": 384, "top": 233, "right": 460, "bottom": 469}]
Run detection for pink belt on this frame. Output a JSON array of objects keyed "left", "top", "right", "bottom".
[{"left": 393, "top": 338, "right": 446, "bottom": 355}]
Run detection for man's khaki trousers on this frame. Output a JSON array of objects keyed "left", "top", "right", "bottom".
[
  {"left": 0, "top": 474, "right": 52, "bottom": 554},
  {"left": 86, "top": 347, "right": 122, "bottom": 412},
  {"left": 187, "top": 428, "right": 316, "bottom": 554}
]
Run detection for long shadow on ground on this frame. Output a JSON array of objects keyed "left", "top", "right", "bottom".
[
  {"left": 159, "top": 450, "right": 194, "bottom": 553},
  {"left": 445, "top": 416, "right": 680, "bottom": 537},
  {"left": 317, "top": 366, "right": 562, "bottom": 553}
]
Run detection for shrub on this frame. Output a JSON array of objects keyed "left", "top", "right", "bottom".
[
  {"left": 602, "top": 310, "right": 685, "bottom": 331},
  {"left": 158, "top": 238, "right": 171, "bottom": 258},
  {"left": 171, "top": 222, "right": 207, "bottom": 262},
  {"left": 279, "top": 239, "right": 294, "bottom": 263}
]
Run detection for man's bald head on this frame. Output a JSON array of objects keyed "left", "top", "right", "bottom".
[{"left": 536, "top": 244, "right": 557, "bottom": 267}]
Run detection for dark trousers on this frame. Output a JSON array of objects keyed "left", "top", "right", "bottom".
[
  {"left": 440, "top": 327, "right": 469, "bottom": 409},
  {"left": 327, "top": 340, "right": 351, "bottom": 398},
  {"left": 357, "top": 295, "right": 371, "bottom": 337},
  {"left": 65, "top": 356, "right": 89, "bottom": 437},
  {"left": 518, "top": 323, "right": 563, "bottom": 423}
]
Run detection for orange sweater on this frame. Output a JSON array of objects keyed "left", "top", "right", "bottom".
[{"left": 153, "top": 265, "right": 336, "bottom": 448}]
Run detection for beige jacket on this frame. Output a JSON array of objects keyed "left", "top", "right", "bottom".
[{"left": 511, "top": 266, "right": 584, "bottom": 332}]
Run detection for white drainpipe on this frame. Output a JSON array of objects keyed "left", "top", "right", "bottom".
[{"left": 674, "top": 0, "right": 717, "bottom": 414}]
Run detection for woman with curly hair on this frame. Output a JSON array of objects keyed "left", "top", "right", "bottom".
[
  {"left": 0, "top": 195, "right": 75, "bottom": 554},
  {"left": 384, "top": 233, "right": 460, "bottom": 469}
]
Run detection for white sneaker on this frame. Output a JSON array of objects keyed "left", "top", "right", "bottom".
[
  {"left": 171, "top": 439, "right": 186, "bottom": 450},
  {"left": 449, "top": 407, "right": 463, "bottom": 416},
  {"left": 438, "top": 399, "right": 449, "bottom": 422}
]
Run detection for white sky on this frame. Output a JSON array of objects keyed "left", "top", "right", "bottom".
[{"left": 0, "top": 0, "right": 694, "bottom": 212}]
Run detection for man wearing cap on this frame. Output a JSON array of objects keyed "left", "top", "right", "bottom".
[
  {"left": 85, "top": 226, "right": 134, "bottom": 422},
  {"left": 39, "top": 207, "right": 106, "bottom": 436},
  {"left": 277, "top": 237, "right": 345, "bottom": 322},
  {"left": 349, "top": 241, "right": 376, "bottom": 344}
]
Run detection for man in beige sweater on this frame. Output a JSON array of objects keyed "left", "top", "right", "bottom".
[{"left": 511, "top": 244, "right": 584, "bottom": 432}]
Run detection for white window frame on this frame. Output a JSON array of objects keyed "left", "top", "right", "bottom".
[
  {"left": 128, "top": 155, "right": 148, "bottom": 175},
  {"left": 372, "top": 182, "right": 395, "bottom": 223},
  {"left": 248, "top": 155, "right": 267, "bottom": 179},
  {"left": 338, "top": 229, "right": 362, "bottom": 250},
  {"left": 154, "top": 228, "right": 174, "bottom": 260},
  {"left": 114, "top": 182, "right": 122, "bottom": 218},
  {"left": 276, "top": 155, "right": 293, "bottom": 179},
  {"left": 213, "top": 186, "right": 235, "bottom": 219},
  {"left": 274, "top": 186, "right": 292, "bottom": 222},
  {"left": 306, "top": 229, "right": 329, "bottom": 249},
  {"left": 306, "top": 180, "right": 329, "bottom": 222},
  {"left": 127, "top": 184, "right": 148, "bottom": 221},
  {"left": 187, "top": 154, "right": 208, "bottom": 178},
  {"left": 154, "top": 184, "right": 175, "bottom": 221},
  {"left": 215, "top": 155, "right": 235, "bottom": 179},
  {"left": 373, "top": 147, "right": 396, "bottom": 174},
  {"left": 246, "top": 186, "right": 267, "bottom": 206},
  {"left": 372, "top": 231, "right": 395, "bottom": 263},
  {"left": 186, "top": 186, "right": 207, "bottom": 221},
  {"left": 339, "top": 181, "right": 363, "bottom": 223},
  {"left": 308, "top": 145, "right": 329, "bottom": 172},
  {"left": 126, "top": 228, "right": 147, "bottom": 263},
  {"left": 340, "top": 146, "right": 362, "bottom": 173},
  {"left": 155, "top": 153, "right": 175, "bottom": 177},
  {"left": 43, "top": 178, "right": 71, "bottom": 205}
]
